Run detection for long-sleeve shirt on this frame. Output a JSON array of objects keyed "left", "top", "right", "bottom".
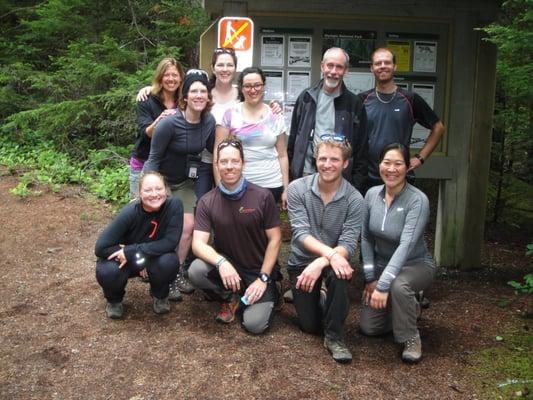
[
  {"left": 132, "top": 95, "right": 167, "bottom": 162},
  {"left": 143, "top": 110, "right": 215, "bottom": 185},
  {"left": 95, "top": 197, "right": 183, "bottom": 263},
  {"left": 361, "top": 183, "right": 435, "bottom": 292},
  {"left": 287, "top": 80, "right": 368, "bottom": 190},
  {"left": 287, "top": 173, "right": 364, "bottom": 268}
]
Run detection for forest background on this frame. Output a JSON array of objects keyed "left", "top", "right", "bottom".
[{"left": 0, "top": 0, "right": 531, "bottom": 220}]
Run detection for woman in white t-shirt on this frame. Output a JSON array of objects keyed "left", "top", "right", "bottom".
[
  {"left": 195, "top": 48, "right": 240, "bottom": 200},
  {"left": 215, "top": 67, "right": 289, "bottom": 209}
]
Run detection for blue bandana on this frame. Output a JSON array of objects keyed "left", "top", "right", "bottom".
[{"left": 218, "top": 177, "right": 248, "bottom": 200}]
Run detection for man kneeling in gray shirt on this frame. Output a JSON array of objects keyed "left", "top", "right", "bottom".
[{"left": 287, "top": 135, "right": 364, "bottom": 363}]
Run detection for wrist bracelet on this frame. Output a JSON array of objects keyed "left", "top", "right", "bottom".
[
  {"left": 215, "top": 256, "right": 226, "bottom": 269},
  {"left": 327, "top": 250, "right": 338, "bottom": 261},
  {"left": 414, "top": 153, "right": 425, "bottom": 164}
]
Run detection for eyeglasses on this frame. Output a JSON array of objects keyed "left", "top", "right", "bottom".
[
  {"left": 186, "top": 69, "right": 209, "bottom": 78},
  {"left": 217, "top": 140, "right": 243, "bottom": 151},
  {"left": 214, "top": 47, "right": 236, "bottom": 55},
  {"left": 242, "top": 83, "right": 264, "bottom": 91},
  {"left": 320, "top": 133, "right": 349, "bottom": 145}
]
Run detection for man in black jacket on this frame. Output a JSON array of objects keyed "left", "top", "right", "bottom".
[{"left": 287, "top": 47, "right": 368, "bottom": 191}]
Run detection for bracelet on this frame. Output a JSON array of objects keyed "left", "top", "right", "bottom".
[
  {"left": 327, "top": 250, "right": 338, "bottom": 261},
  {"left": 215, "top": 256, "right": 227, "bottom": 269},
  {"left": 414, "top": 153, "right": 425, "bottom": 164}
]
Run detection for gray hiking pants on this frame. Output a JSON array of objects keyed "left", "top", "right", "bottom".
[
  {"left": 359, "top": 263, "right": 435, "bottom": 343},
  {"left": 188, "top": 258, "right": 276, "bottom": 335}
]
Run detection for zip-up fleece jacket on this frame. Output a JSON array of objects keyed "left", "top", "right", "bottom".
[
  {"left": 361, "top": 183, "right": 435, "bottom": 292},
  {"left": 287, "top": 80, "right": 368, "bottom": 191}
]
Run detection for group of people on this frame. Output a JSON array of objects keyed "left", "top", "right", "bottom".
[{"left": 95, "top": 45, "right": 444, "bottom": 365}]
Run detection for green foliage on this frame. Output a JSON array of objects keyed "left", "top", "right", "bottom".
[
  {"left": 0, "top": 0, "right": 209, "bottom": 205},
  {"left": 507, "top": 244, "right": 533, "bottom": 294},
  {"left": 482, "top": 0, "right": 533, "bottom": 101},
  {"left": 507, "top": 273, "right": 533, "bottom": 294},
  {"left": 0, "top": 134, "right": 131, "bottom": 206},
  {"left": 486, "top": 171, "right": 533, "bottom": 226},
  {"left": 482, "top": 0, "right": 533, "bottom": 186},
  {"left": 469, "top": 325, "right": 533, "bottom": 399}
]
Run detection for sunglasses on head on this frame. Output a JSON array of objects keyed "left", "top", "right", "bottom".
[
  {"left": 217, "top": 140, "right": 242, "bottom": 151},
  {"left": 214, "top": 47, "right": 236, "bottom": 55},
  {"left": 320, "top": 133, "right": 349, "bottom": 144},
  {"left": 186, "top": 69, "right": 209, "bottom": 78}
]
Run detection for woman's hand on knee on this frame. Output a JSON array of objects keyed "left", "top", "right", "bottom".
[
  {"left": 370, "top": 289, "right": 388, "bottom": 309},
  {"left": 363, "top": 281, "right": 377, "bottom": 306}
]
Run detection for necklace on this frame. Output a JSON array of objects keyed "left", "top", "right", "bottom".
[{"left": 375, "top": 89, "right": 397, "bottom": 104}]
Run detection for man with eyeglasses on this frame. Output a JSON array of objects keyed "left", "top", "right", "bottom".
[
  {"left": 287, "top": 137, "right": 363, "bottom": 363},
  {"left": 189, "top": 137, "right": 282, "bottom": 334},
  {"left": 288, "top": 47, "right": 368, "bottom": 191}
]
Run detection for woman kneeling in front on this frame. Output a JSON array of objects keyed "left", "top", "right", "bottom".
[
  {"left": 95, "top": 172, "right": 183, "bottom": 319},
  {"left": 360, "top": 143, "right": 435, "bottom": 363}
]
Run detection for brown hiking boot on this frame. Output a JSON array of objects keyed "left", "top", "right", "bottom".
[
  {"left": 402, "top": 334, "right": 422, "bottom": 363},
  {"left": 215, "top": 297, "right": 239, "bottom": 324},
  {"left": 175, "top": 266, "right": 195, "bottom": 294}
]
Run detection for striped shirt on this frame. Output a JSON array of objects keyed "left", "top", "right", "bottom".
[{"left": 287, "top": 174, "right": 364, "bottom": 268}]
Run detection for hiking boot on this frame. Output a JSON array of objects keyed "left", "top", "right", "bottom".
[
  {"left": 402, "top": 334, "right": 422, "bottom": 363},
  {"left": 153, "top": 297, "right": 170, "bottom": 315},
  {"left": 324, "top": 337, "right": 352, "bottom": 364},
  {"left": 168, "top": 279, "right": 183, "bottom": 302},
  {"left": 174, "top": 267, "right": 195, "bottom": 294},
  {"left": 215, "top": 297, "right": 239, "bottom": 324},
  {"left": 105, "top": 302, "right": 123, "bottom": 319}
]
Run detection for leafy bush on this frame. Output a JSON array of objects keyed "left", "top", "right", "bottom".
[
  {"left": 0, "top": 0, "right": 209, "bottom": 206},
  {"left": 507, "top": 273, "right": 533, "bottom": 294},
  {"left": 0, "top": 135, "right": 131, "bottom": 206},
  {"left": 507, "top": 244, "right": 533, "bottom": 294}
]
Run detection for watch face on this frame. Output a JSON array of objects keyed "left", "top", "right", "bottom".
[{"left": 260, "top": 273, "right": 269, "bottom": 282}]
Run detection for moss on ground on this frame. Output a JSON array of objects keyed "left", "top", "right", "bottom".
[{"left": 469, "top": 322, "right": 533, "bottom": 399}]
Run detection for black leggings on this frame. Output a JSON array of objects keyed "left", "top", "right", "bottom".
[
  {"left": 96, "top": 253, "right": 179, "bottom": 303},
  {"left": 267, "top": 186, "right": 284, "bottom": 204}
]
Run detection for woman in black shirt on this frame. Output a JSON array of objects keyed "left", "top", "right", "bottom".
[
  {"left": 130, "top": 58, "right": 184, "bottom": 199},
  {"left": 95, "top": 172, "right": 183, "bottom": 319},
  {"left": 143, "top": 69, "right": 216, "bottom": 299}
]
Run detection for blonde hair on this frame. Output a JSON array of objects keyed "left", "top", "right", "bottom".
[
  {"left": 315, "top": 140, "right": 352, "bottom": 161},
  {"left": 151, "top": 58, "right": 185, "bottom": 99}
]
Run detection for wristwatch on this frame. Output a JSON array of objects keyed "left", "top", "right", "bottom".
[{"left": 259, "top": 272, "right": 271, "bottom": 283}]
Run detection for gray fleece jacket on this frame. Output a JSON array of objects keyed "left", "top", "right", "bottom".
[
  {"left": 287, "top": 173, "right": 364, "bottom": 268},
  {"left": 361, "top": 183, "right": 435, "bottom": 292}
]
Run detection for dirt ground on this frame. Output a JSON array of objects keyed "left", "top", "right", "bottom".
[{"left": 0, "top": 174, "right": 531, "bottom": 400}]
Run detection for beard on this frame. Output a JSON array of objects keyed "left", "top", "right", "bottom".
[{"left": 323, "top": 76, "right": 341, "bottom": 90}]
